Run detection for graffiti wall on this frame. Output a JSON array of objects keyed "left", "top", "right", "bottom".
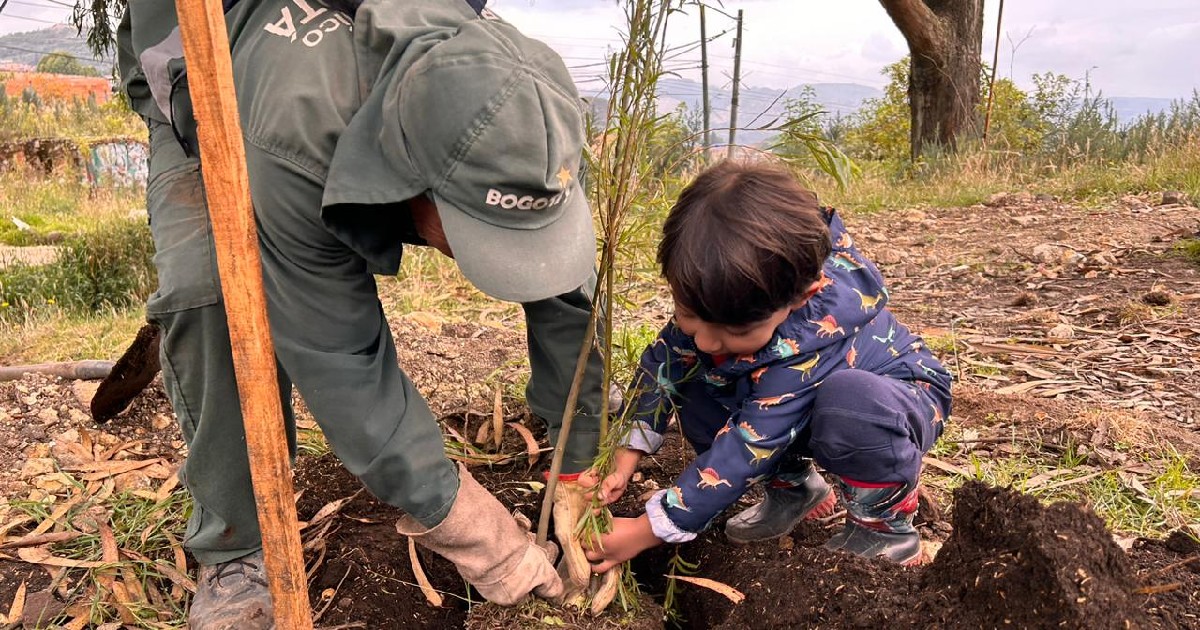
[
  {"left": 85, "top": 140, "right": 149, "bottom": 188},
  {"left": 0, "top": 137, "right": 148, "bottom": 188}
]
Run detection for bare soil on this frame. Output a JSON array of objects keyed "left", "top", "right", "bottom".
[{"left": 0, "top": 194, "right": 1198, "bottom": 627}]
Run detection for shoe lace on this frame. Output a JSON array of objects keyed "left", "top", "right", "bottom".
[{"left": 207, "top": 556, "right": 268, "bottom": 588}]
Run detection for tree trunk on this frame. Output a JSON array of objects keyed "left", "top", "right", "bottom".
[{"left": 879, "top": 0, "right": 984, "bottom": 159}]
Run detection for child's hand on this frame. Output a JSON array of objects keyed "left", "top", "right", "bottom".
[
  {"left": 577, "top": 448, "right": 644, "bottom": 506},
  {"left": 577, "top": 469, "right": 631, "bottom": 506},
  {"left": 585, "top": 515, "right": 661, "bottom": 573}
]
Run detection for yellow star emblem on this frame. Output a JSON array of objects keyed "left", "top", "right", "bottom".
[{"left": 556, "top": 165, "right": 572, "bottom": 189}]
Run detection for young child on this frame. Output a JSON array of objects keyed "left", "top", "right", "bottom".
[{"left": 583, "top": 161, "right": 952, "bottom": 572}]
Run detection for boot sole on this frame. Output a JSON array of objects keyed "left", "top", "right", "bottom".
[{"left": 726, "top": 490, "right": 839, "bottom": 545}]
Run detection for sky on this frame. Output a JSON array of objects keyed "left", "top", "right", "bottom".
[{"left": 1, "top": 0, "right": 1197, "bottom": 99}]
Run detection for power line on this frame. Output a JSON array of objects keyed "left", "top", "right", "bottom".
[
  {"left": 6, "top": 0, "right": 74, "bottom": 9},
  {"left": 0, "top": 11, "right": 64, "bottom": 24},
  {"left": 0, "top": 42, "right": 86, "bottom": 58}
]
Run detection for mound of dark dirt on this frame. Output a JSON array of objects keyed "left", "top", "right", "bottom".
[
  {"left": 656, "top": 482, "right": 1155, "bottom": 630},
  {"left": 918, "top": 481, "right": 1148, "bottom": 629}
]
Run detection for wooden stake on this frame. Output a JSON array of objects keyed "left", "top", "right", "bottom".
[{"left": 172, "top": 0, "right": 313, "bottom": 627}]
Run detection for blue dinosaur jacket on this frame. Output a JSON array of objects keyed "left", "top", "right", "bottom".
[{"left": 623, "top": 207, "right": 953, "bottom": 536}]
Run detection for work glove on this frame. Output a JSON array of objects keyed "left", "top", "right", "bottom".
[{"left": 397, "top": 465, "right": 563, "bottom": 605}]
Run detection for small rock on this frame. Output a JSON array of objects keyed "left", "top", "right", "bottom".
[
  {"left": 985, "top": 192, "right": 1009, "bottom": 207},
  {"left": 0, "top": 408, "right": 9, "bottom": 423},
  {"left": 1160, "top": 190, "right": 1188, "bottom": 206},
  {"left": 19, "top": 457, "right": 56, "bottom": 479},
  {"left": 1047, "top": 323, "right": 1076, "bottom": 339},
  {"left": 1009, "top": 291, "right": 1040, "bottom": 307},
  {"left": 902, "top": 209, "right": 927, "bottom": 223},
  {"left": 33, "top": 472, "right": 73, "bottom": 493},
  {"left": 872, "top": 248, "right": 904, "bottom": 265},
  {"left": 37, "top": 408, "right": 59, "bottom": 425},
  {"left": 72, "top": 381, "right": 99, "bottom": 408},
  {"left": 1009, "top": 215, "right": 1037, "bottom": 227},
  {"left": 1035, "top": 193, "right": 1056, "bottom": 203},
  {"left": 113, "top": 470, "right": 153, "bottom": 493},
  {"left": 1048, "top": 229, "right": 1071, "bottom": 241},
  {"left": 1141, "top": 291, "right": 1172, "bottom": 306},
  {"left": 778, "top": 536, "right": 795, "bottom": 551},
  {"left": 152, "top": 414, "right": 174, "bottom": 431},
  {"left": 1031, "top": 243, "right": 1061, "bottom": 263}
]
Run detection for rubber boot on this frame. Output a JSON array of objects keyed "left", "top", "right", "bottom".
[
  {"left": 725, "top": 460, "right": 838, "bottom": 544},
  {"left": 188, "top": 551, "right": 273, "bottom": 630},
  {"left": 824, "top": 478, "right": 921, "bottom": 565}
]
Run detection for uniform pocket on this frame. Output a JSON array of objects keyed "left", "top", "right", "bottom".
[{"left": 144, "top": 159, "right": 221, "bottom": 316}]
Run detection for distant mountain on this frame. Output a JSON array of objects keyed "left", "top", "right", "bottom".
[
  {"left": 0, "top": 25, "right": 112, "bottom": 75},
  {"left": 578, "top": 78, "right": 884, "bottom": 146},
  {"left": 655, "top": 78, "right": 883, "bottom": 146}
]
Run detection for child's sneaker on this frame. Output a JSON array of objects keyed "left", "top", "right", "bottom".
[
  {"left": 824, "top": 478, "right": 921, "bottom": 565},
  {"left": 725, "top": 462, "right": 837, "bottom": 543}
]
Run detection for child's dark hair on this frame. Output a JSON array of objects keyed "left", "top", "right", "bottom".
[{"left": 658, "top": 161, "right": 832, "bottom": 325}]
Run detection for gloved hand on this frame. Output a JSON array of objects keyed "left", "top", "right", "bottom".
[
  {"left": 551, "top": 473, "right": 622, "bottom": 614},
  {"left": 397, "top": 465, "right": 563, "bottom": 605},
  {"left": 552, "top": 475, "right": 592, "bottom": 599}
]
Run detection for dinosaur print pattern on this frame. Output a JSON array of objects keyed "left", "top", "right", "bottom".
[
  {"left": 750, "top": 366, "right": 769, "bottom": 384},
  {"left": 809, "top": 315, "right": 845, "bottom": 338},
  {"left": 736, "top": 421, "right": 769, "bottom": 442},
  {"left": 851, "top": 287, "right": 885, "bottom": 312},
  {"left": 626, "top": 206, "right": 952, "bottom": 537},
  {"left": 787, "top": 353, "right": 821, "bottom": 381},
  {"left": 872, "top": 324, "right": 896, "bottom": 345},
  {"left": 832, "top": 251, "right": 864, "bottom": 271},
  {"left": 665, "top": 486, "right": 691, "bottom": 512},
  {"left": 813, "top": 271, "right": 835, "bottom": 294},
  {"left": 772, "top": 337, "right": 800, "bottom": 359},
  {"left": 753, "top": 393, "right": 796, "bottom": 410},
  {"left": 745, "top": 444, "right": 777, "bottom": 466},
  {"left": 696, "top": 468, "right": 733, "bottom": 489}
]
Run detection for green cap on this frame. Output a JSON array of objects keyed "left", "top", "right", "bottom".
[{"left": 395, "top": 17, "right": 595, "bottom": 303}]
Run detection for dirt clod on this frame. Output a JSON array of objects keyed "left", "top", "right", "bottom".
[{"left": 923, "top": 482, "right": 1147, "bottom": 629}]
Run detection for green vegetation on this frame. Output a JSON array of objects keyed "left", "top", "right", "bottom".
[
  {"left": 8, "top": 482, "right": 193, "bottom": 628},
  {"left": 35, "top": 51, "right": 102, "bottom": 77},
  {"left": 779, "top": 59, "right": 1200, "bottom": 210},
  {"left": 1, "top": 219, "right": 155, "bottom": 317},
  {"left": 0, "top": 87, "right": 144, "bottom": 142}
]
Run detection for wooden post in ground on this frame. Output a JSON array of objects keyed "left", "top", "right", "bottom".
[{"left": 172, "top": 0, "right": 313, "bottom": 627}]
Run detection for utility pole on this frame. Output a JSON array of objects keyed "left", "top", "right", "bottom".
[
  {"left": 983, "top": 0, "right": 1005, "bottom": 143},
  {"left": 700, "top": 4, "right": 711, "bottom": 153},
  {"left": 726, "top": 9, "right": 743, "bottom": 160}
]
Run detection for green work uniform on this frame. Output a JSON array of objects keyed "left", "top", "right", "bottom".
[{"left": 117, "top": 0, "right": 603, "bottom": 565}]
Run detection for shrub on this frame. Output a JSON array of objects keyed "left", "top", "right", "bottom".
[{"left": 0, "top": 219, "right": 155, "bottom": 317}]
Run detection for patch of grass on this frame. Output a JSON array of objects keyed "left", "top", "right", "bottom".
[
  {"left": 927, "top": 437, "right": 1200, "bottom": 538},
  {"left": 0, "top": 174, "right": 144, "bottom": 246},
  {"left": 0, "top": 308, "right": 144, "bottom": 363},
  {"left": 1173, "top": 238, "right": 1200, "bottom": 266},
  {"left": 8, "top": 483, "right": 193, "bottom": 628},
  {"left": 809, "top": 135, "right": 1200, "bottom": 213},
  {"left": 0, "top": 219, "right": 155, "bottom": 320}
]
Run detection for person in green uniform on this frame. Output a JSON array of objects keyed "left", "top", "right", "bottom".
[{"left": 117, "top": 0, "right": 605, "bottom": 626}]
